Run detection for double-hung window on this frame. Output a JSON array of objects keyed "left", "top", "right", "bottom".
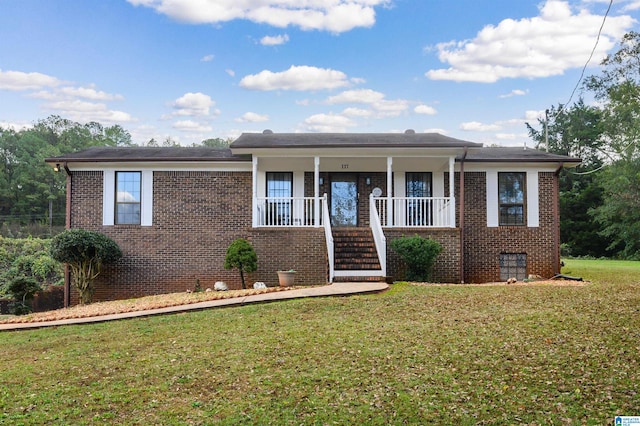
[
  {"left": 266, "top": 172, "right": 292, "bottom": 225},
  {"left": 406, "top": 172, "right": 432, "bottom": 226},
  {"left": 115, "top": 171, "right": 141, "bottom": 225},
  {"left": 498, "top": 172, "right": 525, "bottom": 225}
]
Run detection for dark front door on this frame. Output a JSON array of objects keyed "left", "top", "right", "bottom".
[{"left": 330, "top": 173, "right": 358, "bottom": 227}]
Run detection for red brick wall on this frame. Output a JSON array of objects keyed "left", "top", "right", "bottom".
[
  {"left": 461, "top": 171, "right": 559, "bottom": 283},
  {"left": 67, "top": 168, "right": 560, "bottom": 301},
  {"left": 68, "top": 170, "right": 328, "bottom": 303},
  {"left": 385, "top": 229, "right": 461, "bottom": 283},
  {"left": 249, "top": 228, "right": 327, "bottom": 287}
]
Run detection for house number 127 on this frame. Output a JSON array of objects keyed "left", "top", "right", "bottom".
[{"left": 341, "top": 164, "right": 349, "bottom": 169}]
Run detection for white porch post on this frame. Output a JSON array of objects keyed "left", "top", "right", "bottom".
[
  {"left": 314, "top": 156, "right": 320, "bottom": 227},
  {"left": 387, "top": 156, "right": 393, "bottom": 227},
  {"left": 252, "top": 156, "right": 258, "bottom": 228},
  {"left": 449, "top": 155, "right": 455, "bottom": 228}
]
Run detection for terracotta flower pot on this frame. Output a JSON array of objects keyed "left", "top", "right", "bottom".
[{"left": 277, "top": 270, "right": 296, "bottom": 287}]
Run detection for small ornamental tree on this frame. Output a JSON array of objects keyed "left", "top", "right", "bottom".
[
  {"left": 390, "top": 235, "right": 442, "bottom": 282},
  {"left": 7, "top": 276, "right": 41, "bottom": 315},
  {"left": 50, "top": 229, "right": 123, "bottom": 304},
  {"left": 224, "top": 238, "right": 257, "bottom": 289}
]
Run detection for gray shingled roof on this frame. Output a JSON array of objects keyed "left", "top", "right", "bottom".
[
  {"left": 231, "top": 131, "right": 483, "bottom": 148},
  {"left": 462, "top": 147, "right": 581, "bottom": 164},
  {"left": 45, "top": 146, "right": 251, "bottom": 163},
  {"left": 44, "top": 137, "right": 581, "bottom": 165}
]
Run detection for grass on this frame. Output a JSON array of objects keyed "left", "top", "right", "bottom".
[{"left": 1, "top": 259, "right": 638, "bottom": 425}]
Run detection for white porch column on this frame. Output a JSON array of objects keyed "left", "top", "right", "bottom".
[
  {"left": 449, "top": 155, "right": 455, "bottom": 228},
  {"left": 252, "top": 156, "right": 258, "bottom": 228},
  {"left": 387, "top": 156, "right": 393, "bottom": 227},
  {"left": 314, "top": 156, "right": 320, "bottom": 227}
]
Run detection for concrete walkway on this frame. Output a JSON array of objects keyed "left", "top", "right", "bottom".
[{"left": 0, "top": 282, "right": 389, "bottom": 331}]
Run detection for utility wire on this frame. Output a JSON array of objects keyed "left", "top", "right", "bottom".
[{"left": 557, "top": 0, "right": 613, "bottom": 115}]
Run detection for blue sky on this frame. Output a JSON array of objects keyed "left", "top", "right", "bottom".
[{"left": 1, "top": 0, "right": 638, "bottom": 146}]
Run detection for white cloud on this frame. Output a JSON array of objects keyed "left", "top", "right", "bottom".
[
  {"left": 126, "top": 0, "right": 390, "bottom": 33},
  {"left": 495, "top": 133, "right": 522, "bottom": 140},
  {"left": 414, "top": 104, "right": 437, "bottom": 115},
  {"left": 327, "top": 89, "right": 385, "bottom": 104},
  {"left": 301, "top": 113, "right": 356, "bottom": 132},
  {"left": 240, "top": 65, "right": 349, "bottom": 91},
  {"left": 425, "top": 0, "right": 636, "bottom": 83},
  {"left": 621, "top": 0, "right": 640, "bottom": 11},
  {"left": 498, "top": 89, "right": 528, "bottom": 99},
  {"left": 424, "top": 128, "right": 447, "bottom": 134},
  {"left": 23, "top": 82, "right": 132, "bottom": 124},
  {"left": 260, "top": 34, "right": 289, "bottom": 46},
  {"left": 0, "top": 121, "right": 32, "bottom": 131},
  {"left": 525, "top": 109, "right": 546, "bottom": 121},
  {"left": 342, "top": 107, "right": 373, "bottom": 117},
  {"left": 236, "top": 112, "right": 269, "bottom": 123},
  {"left": 325, "top": 88, "right": 409, "bottom": 118},
  {"left": 0, "top": 69, "right": 62, "bottom": 91},
  {"left": 44, "top": 99, "right": 134, "bottom": 124},
  {"left": 172, "top": 120, "right": 213, "bottom": 132},
  {"left": 201, "top": 54, "right": 215, "bottom": 62},
  {"left": 460, "top": 121, "right": 502, "bottom": 132},
  {"left": 171, "top": 92, "right": 216, "bottom": 116},
  {"left": 225, "top": 69, "right": 235, "bottom": 77}
]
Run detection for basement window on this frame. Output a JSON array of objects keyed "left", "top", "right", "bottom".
[{"left": 499, "top": 253, "right": 527, "bottom": 281}]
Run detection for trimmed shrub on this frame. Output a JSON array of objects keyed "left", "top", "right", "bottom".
[
  {"left": 50, "top": 229, "right": 122, "bottom": 304},
  {"left": 224, "top": 238, "right": 258, "bottom": 289},
  {"left": 7, "top": 276, "right": 42, "bottom": 315},
  {"left": 390, "top": 235, "right": 442, "bottom": 282}
]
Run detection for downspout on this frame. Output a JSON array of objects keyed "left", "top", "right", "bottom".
[
  {"left": 459, "top": 148, "right": 468, "bottom": 284},
  {"left": 553, "top": 164, "right": 563, "bottom": 276},
  {"left": 63, "top": 162, "right": 72, "bottom": 308}
]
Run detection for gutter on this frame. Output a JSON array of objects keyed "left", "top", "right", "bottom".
[{"left": 553, "top": 164, "right": 563, "bottom": 276}]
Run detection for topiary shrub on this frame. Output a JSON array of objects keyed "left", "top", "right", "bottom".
[
  {"left": 50, "top": 229, "right": 122, "bottom": 304},
  {"left": 390, "top": 235, "right": 442, "bottom": 282},
  {"left": 7, "top": 276, "right": 42, "bottom": 315},
  {"left": 224, "top": 238, "right": 257, "bottom": 289}
]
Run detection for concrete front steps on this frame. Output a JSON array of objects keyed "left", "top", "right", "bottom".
[{"left": 332, "top": 227, "right": 386, "bottom": 283}]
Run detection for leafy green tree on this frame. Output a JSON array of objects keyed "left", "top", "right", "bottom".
[
  {"left": 0, "top": 236, "right": 62, "bottom": 296},
  {"left": 50, "top": 229, "right": 122, "bottom": 304},
  {"left": 0, "top": 115, "right": 133, "bottom": 234},
  {"left": 585, "top": 31, "right": 640, "bottom": 161},
  {"left": 390, "top": 235, "right": 442, "bottom": 282},
  {"left": 223, "top": 238, "right": 258, "bottom": 289},
  {"left": 526, "top": 100, "right": 611, "bottom": 257},
  {"left": 592, "top": 159, "right": 640, "bottom": 259},
  {"left": 196, "top": 137, "right": 232, "bottom": 148}
]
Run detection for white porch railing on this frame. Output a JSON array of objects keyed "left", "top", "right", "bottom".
[
  {"left": 255, "top": 197, "right": 321, "bottom": 227},
  {"left": 373, "top": 197, "right": 454, "bottom": 228},
  {"left": 322, "top": 194, "right": 334, "bottom": 282},
  {"left": 369, "top": 194, "right": 386, "bottom": 277}
]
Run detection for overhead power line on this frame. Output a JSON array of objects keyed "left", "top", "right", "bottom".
[{"left": 559, "top": 0, "right": 613, "bottom": 114}]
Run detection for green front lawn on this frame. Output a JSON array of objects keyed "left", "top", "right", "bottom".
[{"left": 1, "top": 259, "right": 638, "bottom": 424}]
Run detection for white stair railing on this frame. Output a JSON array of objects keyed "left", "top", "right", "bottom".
[
  {"left": 322, "top": 194, "right": 334, "bottom": 282},
  {"left": 370, "top": 193, "right": 387, "bottom": 277}
]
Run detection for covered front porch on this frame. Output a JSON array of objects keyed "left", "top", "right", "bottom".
[
  {"left": 249, "top": 154, "right": 459, "bottom": 282},
  {"left": 251, "top": 155, "right": 457, "bottom": 229}
]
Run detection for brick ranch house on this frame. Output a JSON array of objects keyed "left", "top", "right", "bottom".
[{"left": 47, "top": 131, "right": 580, "bottom": 305}]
